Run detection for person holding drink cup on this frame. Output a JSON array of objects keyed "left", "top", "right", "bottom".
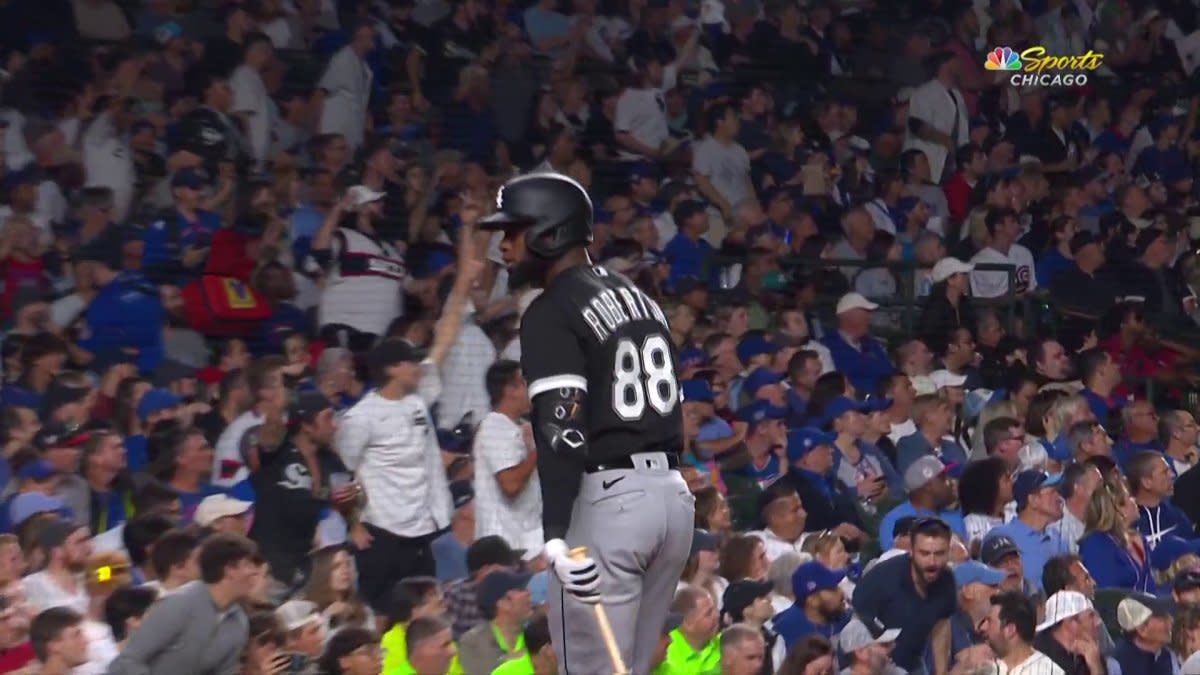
[
  {"left": 246, "top": 391, "right": 362, "bottom": 586},
  {"left": 822, "top": 396, "right": 904, "bottom": 509}
]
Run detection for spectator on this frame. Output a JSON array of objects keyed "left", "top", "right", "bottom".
[
  {"left": 1160, "top": 410, "right": 1199, "bottom": 476},
  {"left": 100, "top": 586, "right": 157, "bottom": 654},
  {"left": 983, "top": 470, "right": 1070, "bottom": 593},
  {"left": 143, "top": 529, "right": 199, "bottom": 597},
  {"left": 821, "top": 293, "right": 894, "bottom": 394},
  {"left": 980, "top": 590, "right": 1061, "bottom": 673},
  {"left": 301, "top": 546, "right": 371, "bottom": 631},
  {"left": 317, "top": 23, "right": 375, "bottom": 152},
  {"left": 1078, "top": 476, "right": 1155, "bottom": 592},
  {"left": 29, "top": 606, "right": 88, "bottom": 675},
  {"left": 490, "top": 613, "right": 556, "bottom": 675},
  {"left": 835, "top": 616, "right": 904, "bottom": 675},
  {"left": 659, "top": 585, "right": 721, "bottom": 674},
  {"left": 212, "top": 355, "right": 287, "bottom": 495},
  {"left": 1127, "top": 450, "right": 1195, "bottom": 549},
  {"left": 721, "top": 579, "right": 783, "bottom": 672},
  {"left": 852, "top": 517, "right": 957, "bottom": 674},
  {"left": 248, "top": 391, "right": 353, "bottom": 585},
  {"left": 719, "top": 623, "right": 766, "bottom": 675},
  {"left": 107, "top": 533, "right": 257, "bottom": 674},
  {"left": 1113, "top": 593, "right": 1174, "bottom": 675},
  {"left": 970, "top": 208, "right": 1037, "bottom": 299},
  {"left": 878, "top": 457, "right": 966, "bottom": 550},
  {"left": 380, "top": 576, "right": 458, "bottom": 674},
  {"left": 1050, "top": 463, "right": 1104, "bottom": 554},
  {"left": 194, "top": 494, "right": 253, "bottom": 536},
  {"left": 473, "top": 360, "right": 540, "bottom": 554},
  {"left": 275, "top": 600, "right": 326, "bottom": 671},
  {"left": 1032, "top": 590, "right": 1107, "bottom": 675},
  {"left": 432, "top": 481, "right": 476, "bottom": 583},
  {"left": 22, "top": 519, "right": 91, "bottom": 614},
  {"left": 319, "top": 625, "right": 388, "bottom": 675},
  {"left": 773, "top": 560, "right": 847, "bottom": 648},
  {"left": 458, "top": 570, "right": 532, "bottom": 674}
]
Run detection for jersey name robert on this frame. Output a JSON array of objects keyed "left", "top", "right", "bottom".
[{"left": 579, "top": 284, "right": 670, "bottom": 344}]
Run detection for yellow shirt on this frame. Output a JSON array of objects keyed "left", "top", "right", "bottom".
[
  {"left": 490, "top": 653, "right": 534, "bottom": 675},
  {"left": 381, "top": 624, "right": 465, "bottom": 675},
  {"left": 652, "top": 629, "right": 721, "bottom": 675}
]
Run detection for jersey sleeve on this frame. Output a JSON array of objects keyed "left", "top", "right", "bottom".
[{"left": 520, "top": 297, "right": 588, "bottom": 398}]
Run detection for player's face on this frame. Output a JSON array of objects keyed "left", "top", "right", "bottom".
[{"left": 501, "top": 226, "right": 551, "bottom": 288}]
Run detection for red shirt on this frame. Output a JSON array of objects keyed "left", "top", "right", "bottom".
[
  {"left": 943, "top": 172, "right": 974, "bottom": 226},
  {"left": 0, "top": 256, "right": 48, "bottom": 319},
  {"left": 1101, "top": 334, "right": 1179, "bottom": 398},
  {"left": 0, "top": 642, "right": 35, "bottom": 672}
]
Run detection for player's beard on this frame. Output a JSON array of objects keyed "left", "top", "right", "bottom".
[{"left": 508, "top": 258, "right": 551, "bottom": 290}]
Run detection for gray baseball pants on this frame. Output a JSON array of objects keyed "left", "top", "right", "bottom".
[{"left": 548, "top": 452, "right": 695, "bottom": 675}]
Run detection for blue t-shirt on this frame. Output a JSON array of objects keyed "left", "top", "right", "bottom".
[
  {"left": 174, "top": 484, "right": 225, "bottom": 524},
  {"left": 663, "top": 234, "right": 714, "bottom": 287}
]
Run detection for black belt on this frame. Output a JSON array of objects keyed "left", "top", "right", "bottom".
[{"left": 584, "top": 452, "right": 680, "bottom": 473}]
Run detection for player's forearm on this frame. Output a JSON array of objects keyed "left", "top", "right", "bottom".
[{"left": 537, "top": 441, "right": 584, "bottom": 541}]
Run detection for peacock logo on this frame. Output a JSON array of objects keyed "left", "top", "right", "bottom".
[{"left": 985, "top": 47, "right": 1022, "bottom": 71}]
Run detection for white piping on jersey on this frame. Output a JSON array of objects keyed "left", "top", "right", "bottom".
[
  {"left": 528, "top": 374, "right": 588, "bottom": 398},
  {"left": 505, "top": 171, "right": 594, "bottom": 212}
]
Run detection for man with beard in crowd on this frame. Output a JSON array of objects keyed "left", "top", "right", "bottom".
[
  {"left": 853, "top": 517, "right": 958, "bottom": 675},
  {"left": 22, "top": 520, "right": 91, "bottom": 614},
  {"left": 983, "top": 590, "right": 1064, "bottom": 674}
]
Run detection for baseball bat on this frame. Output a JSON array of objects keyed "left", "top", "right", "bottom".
[{"left": 569, "top": 546, "right": 630, "bottom": 675}]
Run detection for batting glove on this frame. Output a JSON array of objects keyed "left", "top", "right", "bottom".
[{"left": 545, "top": 538, "right": 602, "bottom": 604}]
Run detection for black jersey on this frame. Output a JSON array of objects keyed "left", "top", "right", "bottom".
[{"left": 520, "top": 264, "right": 682, "bottom": 461}]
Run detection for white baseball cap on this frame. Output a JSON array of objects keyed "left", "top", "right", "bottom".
[
  {"left": 904, "top": 455, "right": 952, "bottom": 492},
  {"left": 930, "top": 257, "right": 975, "bottom": 283},
  {"left": 930, "top": 369, "right": 967, "bottom": 390},
  {"left": 194, "top": 494, "right": 253, "bottom": 527},
  {"left": 836, "top": 292, "right": 879, "bottom": 315},
  {"left": 838, "top": 616, "right": 901, "bottom": 653},
  {"left": 276, "top": 600, "right": 323, "bottom": 632},
  {"left": 1036, "top": 591, "right": 1094, "bottom": 632},
  {"left": 1117, "top": 593, "right": 1173, "bottom": 632},
  {"left": 346, "top": 185, "right": 386, "bottom": 210}
]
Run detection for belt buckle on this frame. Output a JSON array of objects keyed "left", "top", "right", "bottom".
[{"left": 634, "top": 452, "right": 667, "bottom": 471}]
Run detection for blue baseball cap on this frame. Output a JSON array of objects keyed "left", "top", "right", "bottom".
[
  {"left": 137, "top": 388, "right": 182, "bottom": 421},
  {"left": 678, "top": 348, "right": 709, "bottom": 371},
  {"left": 952, "top": 561, "right": 1007, "bottom": 590},
  {"left": 863, "top": 396, "right": 895, "bottom": 413},
  {"left": 736, "top": 401, "right": 787, "bottom": 431},
  {"left": 17, "top": 459, "right": 56, "bottom": 482},
  {"left": 697, "top": 417, "right": 735, "bottom": 442},
  {"left": 743, "top": 368, "right": 784, "bottom": 398},
  {"left": 819, "top": 396, "right": 869, "bottom": 427},
  {"left": 170, "top": 167, "right": 207, "bottom": 190},
  {"left": 629, "top": 161, "right": 660, "bottom": 182},
  {"left": 737, "top": 335, "right": 780, "bottom": 364},
  {"left": 791, "top": 561, "right": 845, "bottom": 601},
  {"left": 8, "top": 493, "right": 69, "bottom": 528},
  {"left": 787, "top": 427, "right": 836, "bottom": 463},
  {"left": 682, "top": 379, "right": 715, "bottom": 404},
  {"left": 1012, "top": 470, "right": 1064, "bottom": 509}
]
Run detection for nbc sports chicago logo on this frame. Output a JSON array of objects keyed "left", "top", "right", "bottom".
[{"left": 985, "top": 46, "right": 1104, "bottom": 87}]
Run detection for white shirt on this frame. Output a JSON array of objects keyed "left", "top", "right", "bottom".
[
  {"left": 22, "top": 570, "right": 89, "bottom": 614},
  {"left": 970, "top": 244, "right": 1038, "bottom": 298},
  {"left": 889, "top": 419, "right": 917, "bottom": 445},
  {"left": 230, "top": 64, "right": 273, "bottom": 167},
  {"left": 749, "top": 529, "right": 811, "bottom": 563},
  {"left": 1007, "top": 649, "right": 1066, "bottom": 675},
  {"left": 614, "top": 66, "right": 677, "bottom": 160},
  {"left": 318, "top": 45, "right": 373, "bottom": 151},
  {"left": 336, "top": 391, "right": 453, "bottom": 537},
  {"left": 81, "top": 112, "right": 135, "bottom": 223},
  {"left": 1050, "top": 508, "right": 1086, "bottom": 554},
  {"left": 72, "top": 620, "right": 119, "bottom": 675},
  {"left": 212, "top": 410, "right": 265, "bottom": 488},
  {"left": 438, "top": 311, "right": 496, "bottom": 429},
  {"left": 473, "top": 411, "right": 543, "bottom": 552},
  {"left": 904, "top": 78, "right": 970, "bottom": 179}
]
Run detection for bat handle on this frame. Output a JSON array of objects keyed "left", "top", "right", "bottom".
[{"left": 567, "top": 546, "right": 630, "bottom": 675}]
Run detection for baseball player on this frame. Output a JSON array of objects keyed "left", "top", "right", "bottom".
[{"left": 480, "top": 172, "right": 694, "bottom": 674}]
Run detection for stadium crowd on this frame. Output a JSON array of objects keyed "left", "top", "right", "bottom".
[{"left": 10, "top": 0, "right": 1200, "bottom": 672}]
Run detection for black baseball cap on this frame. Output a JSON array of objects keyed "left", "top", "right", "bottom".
[
  {"left": 690, "top": 529, "right": 719, "bottom": 556},
  {"left": 980, "top": 535, "right": 1021, "bottom": 566},
  {"left": 34, "top": 421, "right": 87, "bottom": 450},
  {"left": 290, "top": 392, "right": 333, "bottom": 423},
  {"left": 477, "top": 570, "right": 533, "bottom": 611},
  {"left": 1176, "top": 570, "right": 1200, "bottom": 592},
  {"left": 722, "top": 580, "right": 774, "bottom": 623},
  {"left": 367, "top": 339, "right": 425, "bottom": 376}
]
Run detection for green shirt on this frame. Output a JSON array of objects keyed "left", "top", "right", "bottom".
[
  {"left": 652, "top": 629, "right": 721, "bottom": 675},
  {"left": 490, "top": 653, "right": 535, "bottom": 675},
  {"left": 381, "top": 624, "right": 465, "bottom": 675}
]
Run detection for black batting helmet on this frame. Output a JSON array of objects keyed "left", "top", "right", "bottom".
[{"left": 479, "top": 173, "right": 593, "bottom": 259}]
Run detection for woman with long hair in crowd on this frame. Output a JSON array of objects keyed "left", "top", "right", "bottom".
[
  {"left": 693, "top": 486, "right": 733, "bottom": 536},
  {"left": 677, "top": 529, "right": 727, "bottom": 610},
  {"left": 1172, "top": 604, "right": 1200, "bottom": 672},
  {"left": 302, "top": 546, "right": 372, "bottom": 630},
  {"left": 1078, "top": 476, "right": 1156, "bottom": 592},
  {"left": 958, "top": 456, "right": 1015, "bottom": 554},
  {"left": 718, "top": 535, "right": 770, "bottom": 583}
]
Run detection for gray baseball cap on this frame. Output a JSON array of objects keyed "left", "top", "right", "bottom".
[{"left": 838, "top": 616, "right": 901, "bottom": 654}]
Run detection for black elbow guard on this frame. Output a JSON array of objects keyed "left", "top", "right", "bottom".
[{"left": 531, "top": 386, "right": 590, "bottom": 458}]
